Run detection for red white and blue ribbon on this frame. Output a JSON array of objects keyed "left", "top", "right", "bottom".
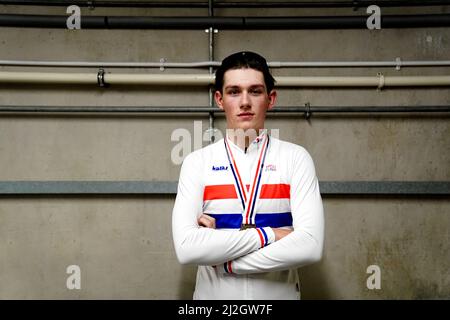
[
  {"left": 224, "top": 133, "right": 270, "bottom": 226},
  {"left": 224, "top": 138, "right": 248, "bottom": 211}
]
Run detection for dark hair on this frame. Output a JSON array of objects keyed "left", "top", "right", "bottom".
[{"left": 214, "top": 51, "right": 276, "bottom": 93}]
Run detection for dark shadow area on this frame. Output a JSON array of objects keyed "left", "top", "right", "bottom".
[{"left": 176, "top": 265, "right": 197, "bottom": 300}]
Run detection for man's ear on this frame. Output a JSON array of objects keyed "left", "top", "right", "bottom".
[
  {"left": 215, "top": 90, "right": 224, "bottom": 110},
  {"left": 267, "top": 90, "right": 277, "bottom": 111}
]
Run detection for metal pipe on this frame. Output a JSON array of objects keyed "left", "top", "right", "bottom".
[
  {"left": 0, "top": 71, "right": 96, "bottom": 84},
  {"left": 216, "top": 1, "right": 450, "bottom": 8},
  {"left": 244, "top": 15, "right": 450, "bottom": 29},
  {"left": 0, "top": 106, "right": 449, "bottom": 114},
  {"left": 0, "top": 60, "right": 222, "bottom": 68},
  {"left": 207, "top": 0, "right": 216, "bottom": 144},
  {"left": 2, "top": 71, "right": 450, "bottom": 88},
  {"left": 275, "top": 75, "right": 450, "bottom": 87},
  {"left": 1, "top": 1, "right": 449, "bottom": 8},
  {"left": 105, "top": 73, "right": 213, "bottom": 85},
  {"left": 2, "top": 59, "right": 450, "bottom": 69},
  {"left": 1, "top": 13, "right": 450, "bottom": 29},
  {"left": 269, "top": 61, "right": 450, "bottom": 68}
]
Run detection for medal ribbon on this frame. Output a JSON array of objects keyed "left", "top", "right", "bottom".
[{"left": 224, "top": 133, "right": 270, "bottom": 226}]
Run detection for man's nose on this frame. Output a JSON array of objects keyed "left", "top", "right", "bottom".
[{"left": 240, "top": 91, "right": 251, "bottom": 108}]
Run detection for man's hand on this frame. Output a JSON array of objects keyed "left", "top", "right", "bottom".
[
  {"left": 272, "top": 228, "right": 293, "bottom": 241},
  {"left": 198, "top": 214, "right": 216, "bottom": 229}
]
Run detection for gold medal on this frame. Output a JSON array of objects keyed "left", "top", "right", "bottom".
[{"left": 240, "top": 223, "right": 256, "bottom": 230}]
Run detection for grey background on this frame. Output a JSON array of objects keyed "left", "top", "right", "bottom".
[{"left": 0, "top": 3, "right": 449, "bottom": 299}]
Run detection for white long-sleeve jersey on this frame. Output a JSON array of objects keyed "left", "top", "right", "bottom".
[{"left": 172, "top": 133, "right": 324, "bottom": 300}]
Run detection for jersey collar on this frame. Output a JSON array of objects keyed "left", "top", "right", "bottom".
[{"left": 226, "top": 129, "right": 268, "bottom": 154}]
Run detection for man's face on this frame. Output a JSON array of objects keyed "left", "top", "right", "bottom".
[{"left": 215, "top": 68, "right": 277, "bottom": 132}]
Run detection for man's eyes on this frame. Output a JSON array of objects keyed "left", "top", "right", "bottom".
[{"left": 226, "top": 89, "right": 263, "bottom": 95}]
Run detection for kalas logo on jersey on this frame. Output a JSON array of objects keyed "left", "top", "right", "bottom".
[
  {"left": 212, "top": 165, "right": 229, "bottom": 171},
  {"left": 265, "top": 164, "right": 277, "bottom": 172}
]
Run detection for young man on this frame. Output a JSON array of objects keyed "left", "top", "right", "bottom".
[{"left": 172, "top": 51, "right": 324, "bottom": 300}]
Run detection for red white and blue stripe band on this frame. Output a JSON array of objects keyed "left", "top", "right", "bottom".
[
  {"left": 223, "top": 261, "right": 233, "bottom": 274},
  {"left": 256, "top": 227, "right": 269, "bottom": 248}
]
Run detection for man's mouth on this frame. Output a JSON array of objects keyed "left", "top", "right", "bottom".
[{"left": 238, "top": 112, "right": 254, "bottom": 118}]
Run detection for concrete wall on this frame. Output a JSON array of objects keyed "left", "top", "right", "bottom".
[{"left": 0, "top": 4, "right": 449, "bottom": 299}]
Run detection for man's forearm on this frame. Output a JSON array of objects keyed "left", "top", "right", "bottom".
[
  {"left": 173, "top": 224, "right": 275, "bottom": 266},
  {"left": 218, "top": 228, "right": 323, "bottom": 274}
]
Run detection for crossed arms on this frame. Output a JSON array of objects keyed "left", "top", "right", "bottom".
[{"left": 172, "top": 147, "right": 324, "bottom": 275}]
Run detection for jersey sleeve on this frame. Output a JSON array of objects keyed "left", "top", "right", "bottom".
[
  {"left": 225, "top": 147, "right": 324, "bottom": 274},
  {"left": 172, "top": 149, "right": 276, "bottom": 266}
]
